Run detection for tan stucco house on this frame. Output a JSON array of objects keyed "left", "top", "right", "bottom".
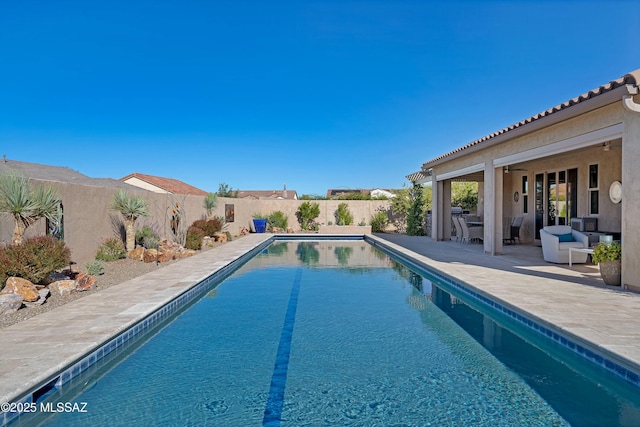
[
  {"left": 409, "top": 69, "right": 640, "bottom": 290},
  {"left": 120, "top": 172, "right": 208, "bottom": 196}
]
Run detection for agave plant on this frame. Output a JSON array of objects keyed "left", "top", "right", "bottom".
[
  {"left": 0, "top": 171, "right": 62, "bottom": 244},
  {"left": 110, "top": 189, "right": 149, "bottom": 251}
]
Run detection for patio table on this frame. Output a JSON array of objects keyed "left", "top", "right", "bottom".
[{"left": 569, "top": 247, "right": 594, "bottom": 268}]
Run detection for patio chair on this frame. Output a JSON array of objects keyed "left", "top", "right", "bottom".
[
  {"left": 458, "top": 217, "right": 483, "bottom": 244},
  {"left": 540, "top": 225, "right": 589, "bottom": 263},
  {"left": 503, "top": 217, "right": 512, "bottom": 244},
  {"left": 510, "top": 216, "right": 523, "bottom": 244},
  {"left": 452, "top": 216, "right": 463, "bottom": 243}
]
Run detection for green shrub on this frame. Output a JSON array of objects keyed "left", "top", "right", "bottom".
[
  {"left": 135, "top": 225, "right": 160, "bottom": 249},
  {"left": 86, "top": 260, "right": 105, "bottom": 276},
  {"left": 335, "top": 203, "right": 353, "bottom": 226},
  {"left": 0, "top": 235, "right": 71, "bottom": 286},
  {"left": 591, "top": 241, "right": 622, "bottom": 263},
  {"left": 370, "top": 212, "right": 389, "bottom": 233},
  {"left": 267, "top": 211, "right": 288, "bottom": 230},
  {"left": 96, "top": 237, "right": 127, "bottom": 261},
  {"left": 185, "top": 226, "right": 205, "bottom": 250},
  {"left": 297, "top": 202, "right": 320, "bottom": 230}
]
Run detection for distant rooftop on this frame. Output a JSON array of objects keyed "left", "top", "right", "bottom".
[
  {"left": 120, "top": 172, "right": 208, "bottom": 196},
  {"left": 0, "top": 157, "right": 134, "bottom": 189},
  {"left": 237, "top": 187, "right": 298, "bottom": 200}
]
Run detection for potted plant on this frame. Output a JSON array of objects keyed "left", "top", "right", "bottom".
[
  {"left": 591, "top": 241, "right": 622, "bottom": 286},
  {"left": 252, "top": 213, "right": 267, "bottom": 233}
]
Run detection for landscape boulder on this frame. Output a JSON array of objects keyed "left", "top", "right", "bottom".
[
  {"left": 143, "top": 249, "right": 158, "bottom": 263},
  {"left": 128, "top": 247, "right": 145, "bottom": 261},
  {"left": 1, "top": 277, "right": 40, "bottom": 302},
  {"left": 49, "top": 279, "right": 78, "bottom": 296},
  {"left": 75, "top": 272, "right": 97, "bottom": 291},
  {"left": 0, "top": 294, "right": 23, "bottom": 315},
  {"left": 24, "top": 288, "right": 50, "bottom": 308}
]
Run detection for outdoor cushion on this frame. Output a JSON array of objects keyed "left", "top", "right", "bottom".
[
  {"left": 558, "top": 241, "right": 586, "bottom": 250},
  {"left": 555, "top": 233, "right": 574, "bottom": 242}
]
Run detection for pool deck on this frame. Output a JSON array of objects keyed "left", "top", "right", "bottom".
[{"left": 2, "top": 232, "right": 640, "bottom": 416}]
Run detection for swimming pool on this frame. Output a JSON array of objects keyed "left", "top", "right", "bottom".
[{"left": 18, "top": 240, "right": 640, "bottom": 425}]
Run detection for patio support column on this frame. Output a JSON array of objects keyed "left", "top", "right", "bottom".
[
  {"left": 481, "top": 162, "right": 499, "bottom": 255},
  {"left": 493, "top": 164, "right": 504, "bottom": 255},
  {"left": 621, "top": 99, "right": 640, "bottom": 290},
  {"left": 434, "top": 178, "right": 445, "bottom": 241},
  {"left": 442, "top": 180, "right": 452, "bottom": 241}
]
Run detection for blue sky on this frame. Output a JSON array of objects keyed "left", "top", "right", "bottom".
[{"left": 1, "top": 1, "right": 639, "bottom": 196}]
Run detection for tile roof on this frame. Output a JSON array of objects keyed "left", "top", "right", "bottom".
[
  {"left": 236, "top": 189, "right": 298, "bottom": 200},
  {"left": 421, "top": 69, "right": 640, "bottom": 169},
  {"left": 121, "top": 172, "right": 208, "bottom": 196},
  {"left": 0, "top": 158, "right": 134, "bottom": 189}
]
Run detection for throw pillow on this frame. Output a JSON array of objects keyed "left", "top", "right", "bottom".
[{"left": 555, "top": 233, "right": 575, "bottom": 242}]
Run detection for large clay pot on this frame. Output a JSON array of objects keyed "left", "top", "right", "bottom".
[{"left": 599, "top": 260, "right": 621, "bottom": 286}]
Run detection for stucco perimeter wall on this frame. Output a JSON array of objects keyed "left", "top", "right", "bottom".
[{"left": 0, "top": 187, "right": 391, "bottom": 267}]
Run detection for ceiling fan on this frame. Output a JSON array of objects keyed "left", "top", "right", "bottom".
[{"left": 503, "top": 165, "right": 527, "bottom": 174}]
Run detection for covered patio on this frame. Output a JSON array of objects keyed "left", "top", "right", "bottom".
[{"left": 409, "top": 69, "right": 640, "bottom": 290}]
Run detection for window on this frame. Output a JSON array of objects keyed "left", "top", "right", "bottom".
[
  {"left": 589, "top": 164, "right": 599, "bottom": 215},
  {"left": 522, "top": 176, "right": 528, "bottom": 214}
]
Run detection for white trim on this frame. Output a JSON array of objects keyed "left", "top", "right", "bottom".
[
  {"left": 493, "top": 123, "right": 624, "bottom": 168},
  {"left": 436, "top": 163, "right": 485, "bottom": 181}
]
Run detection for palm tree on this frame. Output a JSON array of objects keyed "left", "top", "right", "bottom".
[
  {"left": 203, "top": 192, "right": 218, "bottom": 220},
  {"left": 111, "top": 189, "right": 149, "bottom": 251},
  {"left": 0, "top": 172, "right": 62, "bottom": 245}
]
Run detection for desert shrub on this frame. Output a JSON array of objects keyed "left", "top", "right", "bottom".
[
  {"left": 135, "top": 225, "right": 160, "bottom": 249},
  {"left": 191, "top": 218, "right": 222, "bottom": 237},
  {"left": 86, "top": 260, "right": 105, "bottom": 276},
  {"left": 267, "top": 211, "right": 288, "bottom": 230},
  {"left": 185, "top": 226, "right": 205, "bottom": 250},
  {"left": 370, "top": 212, "right": 389, "bottom": 233},
  {"left": 335, "top": 203, "right": 353, "bottom": 226},
  {"left": 297, "top": 202, "right": 320, "bottom": 230},
  {"left": 96, "top": 237, "right": 127, "bottom": 261},
  {"left": 0, "top": 235, "right": 71, "bottom": 286}
]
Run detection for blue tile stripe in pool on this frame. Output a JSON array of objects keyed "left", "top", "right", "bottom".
[
  {"left": 366, "top": 236, "right": 640, "bottom": 389},
  {"left": 262, "top": 267, "right": 304, "bottom": 427},
  {"left": 2, "top": 239, "right": 273, "bottom": 427}
]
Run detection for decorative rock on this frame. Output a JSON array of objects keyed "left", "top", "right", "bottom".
[
  {"left": 42, "top": 271, "right": 70, "bottom": 285},
  {"left": 214, "top": 233, "right": 227, "bottom": 243},
  {"left": 143, "top": 249, "right": 158, "bottom": 263},
  {"left": 272, "top": 227, "right": 283, "bottom": 233},
  {"left": 1, "top": 277, "right": 40, "bottom": 302},
  {"left": 0, "top": 294, "right": 23, "bottom": 315},
  {"left": 286, "top": 227, "right": 295, "bottom": 233},
  {"left": 49, "top": 279, "right": 78, "bottom": 296},
  {"left": 182, "top": 249, "right": 197, "bottom": 258},
  {"left": 157, "top": 249, "right": 177, "bottom": 263},
  {"left": 128, "top": 247, "right": 145, "bottom": 261},
  {"left": 75, "top": 272, "right": 96, "bottom": 291},
  {"left": 24, "top": 288, "right": 50, "bottom": 308}
]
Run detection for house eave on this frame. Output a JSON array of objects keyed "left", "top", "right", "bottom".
[{"left": 421, "top": 83, "right": 637, "bottom": 170}]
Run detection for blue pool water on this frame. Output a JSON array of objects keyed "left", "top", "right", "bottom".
[{"left": 27, "top": 241, "right": 640, "bottom": 426}]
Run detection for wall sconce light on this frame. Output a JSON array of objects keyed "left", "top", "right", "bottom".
[{"left": 602, "top": 142, "right": 611, "bottom": 152}]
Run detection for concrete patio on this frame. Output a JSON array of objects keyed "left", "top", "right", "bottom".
[{"left": 1, "top": 232, "right": 638, "bottom": 424}]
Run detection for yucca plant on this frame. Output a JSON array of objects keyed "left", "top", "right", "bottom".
[
  {"left": 203, "top": 192, "right": 218, "bottom": 220},
  {"left": 0, "top": 171, "right": 62, "bottom": 244},
  {"left": 110, "top": 190, "right": 149, "bottom": 251}
]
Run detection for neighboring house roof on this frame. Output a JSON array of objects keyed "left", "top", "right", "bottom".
[
  {"left": 120, "top": 172, "right": 208, "bottom": 196},
  {"left": 0, "top": 157, "right": 134, "bottom": 189},
  {"left": 419, "top": 69, "right": 640, "bottom": 170},
  {"left": 236, "top": 189, "right": 298, "bottom": 200},
  {"left": 326, "top": 188, "right": 396, "bottom": 198},
  {"left": 326, "top": 188, "right": 370, "bottom": 198}
]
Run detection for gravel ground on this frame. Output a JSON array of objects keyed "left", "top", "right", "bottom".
[{"left": 0, "top": 243, "right": 223, "bottom": 329}]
